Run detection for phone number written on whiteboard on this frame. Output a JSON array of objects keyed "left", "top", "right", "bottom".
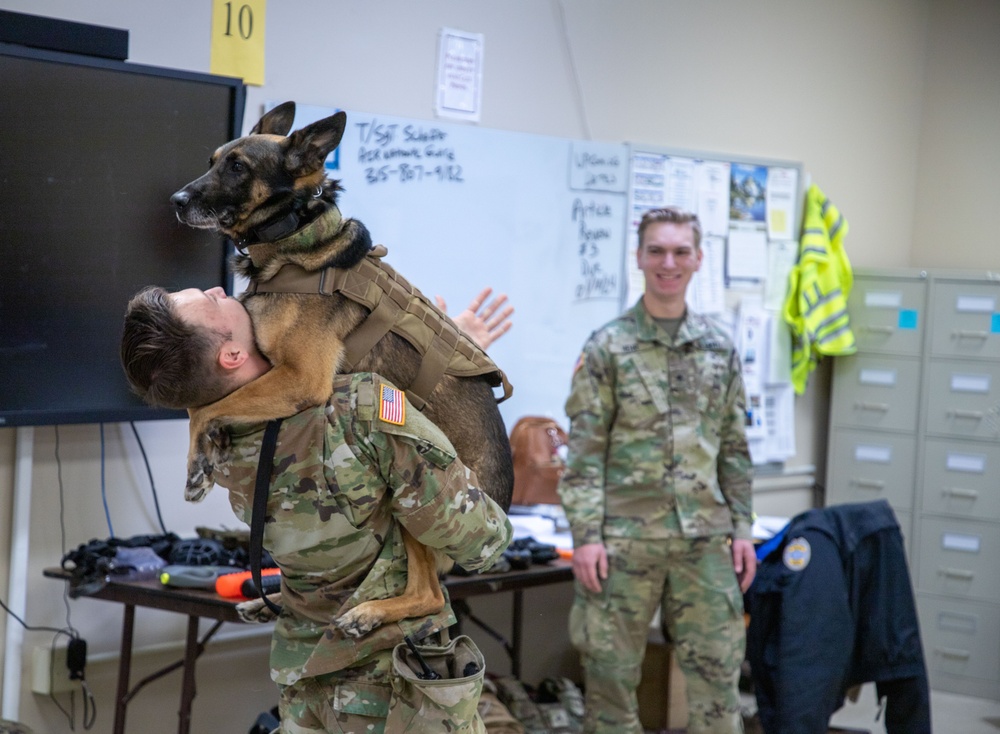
[
  {"left": 354, "top": 118, "right": 464, "bottom": 185},
  {"left": 363, "top": 163, "right": 464, "bottom": 185}
]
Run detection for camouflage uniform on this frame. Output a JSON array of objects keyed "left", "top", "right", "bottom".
[
  {"left": 558, "top": 300, "right": 752, "bottom": 734},
  {"left": 213, "top": 372, "right": 513, "bottom": 733}
]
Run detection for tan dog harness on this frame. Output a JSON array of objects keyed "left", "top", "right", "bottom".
[{"left": 245, "top": 236, "right": 512, "bottom": 410}]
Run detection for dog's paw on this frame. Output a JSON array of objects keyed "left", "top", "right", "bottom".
[
  {"left": 185, "top": 455, "right": 216, "bottom": 502},
  {"left": 236, "top": 593, "right": 283, "bottom": 624},
  {"left": 334, "top": 603, "right": 384, "bottom": 638},
  {"left": 206, "top": 424, "right": 232, "bottom": 464}
]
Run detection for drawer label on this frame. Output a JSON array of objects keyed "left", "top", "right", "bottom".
[
  {"left": 946, "top": 453, "right": 986, "bottom": 473},
  {"left": 937, "top": 611, "right": 977, "bottom": 635},
  {"left": 859, "top": 369, "right": 897, "bottom": 386},
  {"left": 855, "top": 444, "right": 892, "bottom": 463},
  {"left": 956, "top": 295, "right": 996, "bottom": 313},
  {"left": 865, "top": 291, "right": 902, "bottom": 308},
  {"left": 950, "top": 374, "right": 991, "bottom": 393},
  {"left": 941, "top": 532, "right": 981, "bottom": 553}
]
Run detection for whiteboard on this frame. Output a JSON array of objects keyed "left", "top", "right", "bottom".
[{"left": 282, "top": 103, "right": 630, "bottom": 427}]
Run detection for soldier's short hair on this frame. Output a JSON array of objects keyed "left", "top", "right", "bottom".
[
  {"left": 637, "top": 207, "right": 702, "bottom": 251},
  {"left": 120, "top": 286, "right": 234, "bottom": 409}
]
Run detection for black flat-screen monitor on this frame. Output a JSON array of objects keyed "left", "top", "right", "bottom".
[{"left": 0, "top": 43, "right": 245, "bottom": 427}]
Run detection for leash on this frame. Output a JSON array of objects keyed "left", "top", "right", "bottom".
[{"left": 250, "top": 418, "right": 284, "bottom": 616}]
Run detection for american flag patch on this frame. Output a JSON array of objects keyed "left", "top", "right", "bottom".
[{"left": 378, "top": 383, "right": 406, "bottom": 425}]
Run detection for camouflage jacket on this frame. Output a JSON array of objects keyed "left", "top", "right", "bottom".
[
  {"left": 558, "top": 300, "right": 753, "bottom": 547},
  {"left": 213, "top": 372, "right": 513, "bottom": 685}
]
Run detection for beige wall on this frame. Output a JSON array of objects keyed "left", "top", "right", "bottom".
[
  {"left": 911, "top": 0, "right": 1000, "bottom": 269},
  {"left": 2, "top": 1, "right": 998, "bottom": 731}
]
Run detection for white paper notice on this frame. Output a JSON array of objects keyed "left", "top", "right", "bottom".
[
  {"left": 436, "top": 28, "right": 484, "bottom": 122},
  {"left": 761, "top": 383, "right": 796, "bottom": 462},
  {"left": 687, "top": 235, "right": 726, "bottom": 315},
  {"left": 696, "top": 160, "right": 732, "bottom": 237},
  {"left": 727, "top": 227, "right": 768, "bottom": 280},
  {"left": 764, "top": 240, "right": 797, "bottom": 311},
  {"left": 736, "top": 297, "right": 769, "bottom": 441},
  {"left": 664, "top": 156, "right": 697, "bottom": 211},
  {"left": 766, "top": 167, "right": 799, "bottom": 240}
]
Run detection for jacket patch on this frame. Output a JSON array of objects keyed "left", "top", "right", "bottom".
[
  {"left": 378, "top": 383, "right": 406, "bottom": 425},
  {"left": 783, "top": 537, "right": 811, "bottom": 571}
]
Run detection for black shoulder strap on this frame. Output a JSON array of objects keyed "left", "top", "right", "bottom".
[{"left": 251, "top": 419, "right": 284, "bottom": 616}]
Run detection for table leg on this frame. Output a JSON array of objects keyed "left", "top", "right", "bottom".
[
  {"left": 511, "top": 589, "right": 523, "bottom": 680},
  {"left": 113, "top": 604, "right": 135, "bottom": 734},
  {"left": 177, "top": 616, "right": 199, "bottom": 734}
]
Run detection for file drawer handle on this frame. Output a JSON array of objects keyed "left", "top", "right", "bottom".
[
  {"left": 938, "top": 567, "right": 975, "bottom": 580},
  {"left": 948, "top": 409, "right": 984, "bottom": 420},
  {"left": 935, "top": 646, "right": 972, "bottom": 660},
  {"left": 953, "top": 330, "right": 989, "bottom": 340},
  {"left": 855, "top": 402, "right": 889, "bottom": 412},
  {"left": 864, "top": 325, "right": 894, "bottom": 335},
  {"left": 850, "top": 478, "right": 885, "bottom": 489},
  {"left": 942, "top": 487, "right": 979, "bottom": 500}
]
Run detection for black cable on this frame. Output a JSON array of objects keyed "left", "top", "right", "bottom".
[
  {"left": 0, "top": 597, "right": 76, "bottom": 637},
  {"left": 99, "top": 423, "right": 114, "bottom": 538},
  {"left": 82, "top": 679, "right": 97, "bottom": 729},
  {"left": 129, "top": 421, "right": 169, "bottom": 534}
]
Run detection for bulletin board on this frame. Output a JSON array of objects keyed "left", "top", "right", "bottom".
[{"left": 624, "top": 145, "right": 806, "bottom": 465}]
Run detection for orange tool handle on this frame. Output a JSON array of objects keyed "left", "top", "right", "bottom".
[{"left": 215, "top": 568, "right": 280, "bottom": 598}]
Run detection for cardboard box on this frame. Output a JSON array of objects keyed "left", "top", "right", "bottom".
[{"left": 637, "top": 635, "right": 687, "bottom": 731}]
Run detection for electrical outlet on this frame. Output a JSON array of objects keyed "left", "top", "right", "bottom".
[{"left": 31, "top": 644, "right": 77, "bottom": 694}]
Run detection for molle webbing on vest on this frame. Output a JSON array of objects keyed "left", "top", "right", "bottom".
[{"left": 246, "top": 246, "right": 513, "bottom": 409}]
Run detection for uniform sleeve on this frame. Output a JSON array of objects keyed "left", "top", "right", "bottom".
[
  {"left": 558, "top": 335, "right": 615, "bottom": 548},
  {"left": 368, "top": 395, "right": 513, "bottom": 573},
  {"left": 718, "top": 348, "right": 754, "bottom": 540}
]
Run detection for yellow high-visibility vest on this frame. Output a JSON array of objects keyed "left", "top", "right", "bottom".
[{"left": 783, "top": 184, "right": 856, "bottom": 393}]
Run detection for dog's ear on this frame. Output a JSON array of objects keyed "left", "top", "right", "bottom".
[
  {"left": 283, "top": 111, "right": 347, "bottom": 178},
  {"left": 251, "top": 101, "right": 296, "bottom": 136}
]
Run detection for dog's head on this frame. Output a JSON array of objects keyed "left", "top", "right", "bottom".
[{"left": 170, "top": 101, "right": 346, "bottom": 244}]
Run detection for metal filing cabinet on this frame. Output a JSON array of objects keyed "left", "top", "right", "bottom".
[
  {"left": 916, "top": 274, "right": 1000, "bottom": 700},
  {"left": 826, "top": 270, "right": 927, "bottom": 547},
  {"left": 828, "top": 270, "right": 1000, "bottom": 700}
]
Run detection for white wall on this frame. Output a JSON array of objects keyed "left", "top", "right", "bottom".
[
  {"left": 3, "top": 1, "right": 999, "bottom": 731},
  {"left": 911, "top": 0, "right": 1000, "bottom": 268}
]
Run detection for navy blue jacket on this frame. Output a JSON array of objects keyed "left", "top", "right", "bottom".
[{"left": 745, "top": 500, "right": 930, "bottom": 733}]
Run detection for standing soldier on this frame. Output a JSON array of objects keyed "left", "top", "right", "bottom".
[{"left": 558, "top": 207, "right": 756, "bottom": 734}]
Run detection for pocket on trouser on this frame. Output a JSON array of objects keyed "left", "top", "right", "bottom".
[
  {"left": 280, "top": 676, "right": 390, "bottom": 734},
  {"left": 386, "top": 635, "right": 486, "bottom": 734}
]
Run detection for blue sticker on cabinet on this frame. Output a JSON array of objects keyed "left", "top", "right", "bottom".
[
  {"left": 992, "top": 313, "right": 1000, "bottom": 334},
  {"left": 898, "top": 310, "right": 918, "bottom": 330}
]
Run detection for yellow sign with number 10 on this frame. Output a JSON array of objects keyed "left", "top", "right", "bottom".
[{"left": 210, "top": 0, "right": 266, "bottom": 86}]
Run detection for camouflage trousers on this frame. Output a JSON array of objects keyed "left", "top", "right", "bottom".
[
  {"left": 569, "top": 536, "right": 745, "bottom": 734},
  {"left": 278, "top": 636, "right": 486, "bottom": 734}
]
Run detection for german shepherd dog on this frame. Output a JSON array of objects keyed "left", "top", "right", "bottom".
[{"left": 170, "top": 102, "right": 513, "bottom": 636}]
